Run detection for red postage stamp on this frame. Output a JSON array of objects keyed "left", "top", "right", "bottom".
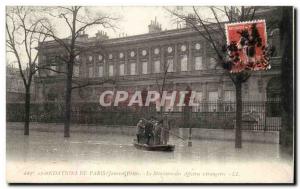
[{"left": 225, "top": 20, "right": 270, "bottom": 73}]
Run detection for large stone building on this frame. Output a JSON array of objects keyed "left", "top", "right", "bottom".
[
  {"left": 35, "top": 8, "right": 281, "bottom": 107},
  {"left": 33, "top": 7, "right": 283, "bottom": 130}
]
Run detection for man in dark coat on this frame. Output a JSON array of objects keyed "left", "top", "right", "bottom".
[
  {"left": 144, "top": 119, "right": 154, "bottom": 145},
  {"left": 136, "top": 120, "right": 145, "bottom": 143},
  {"left": 153, "top": 120, "right": 162, "bottom": 145}
]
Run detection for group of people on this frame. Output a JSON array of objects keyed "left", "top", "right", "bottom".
[{"left": 136, "top": 116, "right": 171, "bottom": 146}]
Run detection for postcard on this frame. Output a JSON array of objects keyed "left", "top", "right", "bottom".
[{"left": 6, "top": 6, "right": 295, "bottom": 183}]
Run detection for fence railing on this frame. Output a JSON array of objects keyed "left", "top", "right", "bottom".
[{"left": 6, "top": 100, "right": 282, "bottom": 131}]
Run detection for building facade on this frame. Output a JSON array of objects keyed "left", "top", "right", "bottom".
[
  {"left": 32, "top": 7, "right": 283, "bottom": 129},
  {"left": 36, "top": 12, "right": 281, "bottom": 104}
]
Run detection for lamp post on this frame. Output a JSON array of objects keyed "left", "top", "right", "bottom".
[
  {"left": 184, "top": 86, "right": 192, "bottom": 147},
  {"left": 188, "top": 127, "right": 192, "bottom": 147},
  {"left": 186, "top": 106, "right": 192, "bottom": 147}
]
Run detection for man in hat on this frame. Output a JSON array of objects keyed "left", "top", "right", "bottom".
[
  {"left": 136, "top": 119, "right": 145, "bottom": 143},
  {"left": 144, "top": 118, "right": 154, "bottom": 145}
]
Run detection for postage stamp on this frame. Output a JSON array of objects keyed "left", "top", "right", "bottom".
[{"left": 225, "top": 20, "right": 270, "bottom": 73}]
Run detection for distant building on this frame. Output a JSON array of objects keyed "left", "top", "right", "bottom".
[
  {"left": 6, "top": 65, "right": 27, "bottom": 102},
  {"left": 7, "top": 64, "right": 37, "bottom": 103}
]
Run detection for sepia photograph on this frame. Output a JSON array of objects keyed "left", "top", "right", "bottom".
[{"left": 5, "top": 5, "right": 295, "bottom": 183}]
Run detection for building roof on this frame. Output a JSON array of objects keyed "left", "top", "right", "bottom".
[
  {"left": 39, "top": 24, "right": 219, "bottom": 49},
  {"left": 39, "top": 7, "right": 278, "bottom": 49}
]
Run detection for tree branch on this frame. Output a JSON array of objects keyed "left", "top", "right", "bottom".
[
  {"left": 210, "top": 6, "right": 227, "bottom": 40},
  {"left": 71, "top": 79, "right": 115, "bottom": 90}
]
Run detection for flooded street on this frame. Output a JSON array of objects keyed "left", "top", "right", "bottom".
[{"left": 6, "top": 128, "right": 294, "bottom": 183}]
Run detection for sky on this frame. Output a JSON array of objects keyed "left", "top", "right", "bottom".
[
  {"left": 88, "top": 6, "right": 178, "bottom": 38},
  {"left": 7, "top": 6, "right": 179, "bottom": 66},
  {"left": 84, "top": 6, "right": 213, "bottom": 38},
  {"left": 6, "top": 6, "right": 215, "bottom": 67}
]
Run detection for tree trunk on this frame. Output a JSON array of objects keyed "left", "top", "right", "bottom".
[
  {"left": 24, "top": 86, "right": 31, "bottom": 135},
  {"left": 160, "top": 106, "right": 164, "bottom": 119},
  {"left": 64, "top": 64, "right": 73, "bottom": 137},
  {"left": 235, "top": 81, "right": 242, "bottom": 148}
]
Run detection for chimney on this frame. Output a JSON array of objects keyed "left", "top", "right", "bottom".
[
  {"left": 185, "top": 14, "right": 197, "bottom": 28},
  {"left": 95, "top": 30, "right": 109, "bottom": 40},
  {"left": 78, "top": 30, "right": 89, "bottom": 40},
  {"left": 148, "top": 17, "right": 162, "bottom": 33}
]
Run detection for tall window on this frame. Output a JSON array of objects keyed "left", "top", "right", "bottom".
[
  {"left": 49, "top": 66, "right": 57, "bottom": 76},
  {"left": 88, "top": 66, "right": 93, "bottom": 78},
  {"left": 194, "top": 92, "right": 203, "bottom": 112},
  {"left": 167, "top": 59, "right": 174, "bottom": 72},
  {"left": 154, "top": 60, "right": 160, "bottom": 73},
  {"left": 109, "top": 64, "right": 114, "bottom": 77},
  {"left": 181, "top": 55, "right": 188, "bottom": 71},
  {"left": 209, "top": 57, "right": 217, "bottom": 69},
  {"left": 224, "top": 90, "right": 235, "bottom": 102},
  {"left": 142, "top": 62, "right": 148, "bottom": 74},
  {"left": 42, "top": 55, "right": 47, "bottom": 62},
  {"left": 98, "top": 65, "right": 103, "bottom": 77},
  {"left": 130, "top": 63, "right": 136, "bottom": 75},
  {"left": 88, "top": 55, "right": 93, "bottom": 62},
  {"left": 196, "top": 92, "right": 203, "bottom": 103},
  {"left": 73, "top": 65, "right": 79, "bottom": 77},
  {"left": 243, "top": 83, "right": 249, "bottom": 96},
  {"left": 208, "top": 91, "right": 218, "bottom": 112},
  {"left": 224, "top": 90, "right": 235, "bottom": 112},
  {"left": 119, "top": 64, "right": 125, "bottom": 76},
  {"left": 208, "top": 91, "right": 218, "bottom": 101},
  {"left": 98, "top": 54, "right": 103, "bottom": 61},
  {"left": 195, "top": 56, "right": 203, "bottom": 70}
]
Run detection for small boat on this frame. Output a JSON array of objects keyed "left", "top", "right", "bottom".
[{"left": 133, "top": 142, "right": 175, "bottom": 152}]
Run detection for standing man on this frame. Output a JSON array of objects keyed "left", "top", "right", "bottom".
[
  {"left": 136, "top": 120, "right": 145, "bottom": 143},
  {"left": 153, "top": 120, "right": 162, "bottom": 145},
  {"left": 144, "top": 119, "right": 154, "bottom": 145}
]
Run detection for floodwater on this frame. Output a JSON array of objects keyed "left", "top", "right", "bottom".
[{"left": 6, "top": 129, "right": 294, "bottom": 183}]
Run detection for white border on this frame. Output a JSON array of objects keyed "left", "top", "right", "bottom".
[{"left": 0, "top": 1, "right": 299, "bottom": 188}]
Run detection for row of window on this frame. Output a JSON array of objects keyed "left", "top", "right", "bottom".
[
  {"left": 77, "top": 56, "right": 218, "bottom": 78},
  {"left": 47, "top": 55, "right": 219, "bottom": 77},
  {"left": 78, "top": 43, "right": 203, "bottom": 62}
]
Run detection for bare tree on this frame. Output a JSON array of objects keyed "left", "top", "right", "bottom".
[
  {"left": 167, "top": 6, "right": 270, "bottom": 148},
  {"left": 6, "top": 6, "right": 49, "bottom": 135},
  {"left": 31, "top": 6, "right": 118, "bottom": 137}
]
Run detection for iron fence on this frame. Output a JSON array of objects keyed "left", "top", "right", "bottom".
[{"left": 6, "top": 100, "right": 281, "bottom": 131}]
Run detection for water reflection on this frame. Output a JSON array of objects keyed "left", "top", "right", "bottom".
[{"left": 7, "top": 129, "right": 293, "bottom": 165}]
